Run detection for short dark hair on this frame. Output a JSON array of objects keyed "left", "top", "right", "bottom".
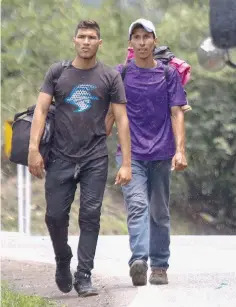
[{"left": 74, "top": 20, "right": 100, "bottom": 38}]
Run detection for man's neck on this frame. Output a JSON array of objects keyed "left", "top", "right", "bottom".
[
  {"left": 135, "top": 56, "right": 157, "bottom": 69},
  {"left": 72, "top": 56, "right": 97, "bottom": 70}
]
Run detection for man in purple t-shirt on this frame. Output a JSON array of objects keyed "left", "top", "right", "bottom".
[{"left": 106, "top": 18, "right": 188, "bottom": 286}]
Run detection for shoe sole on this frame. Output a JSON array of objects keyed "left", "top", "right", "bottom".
[
  {"left": 78, "top": 290, "right": 99, "bottom": 297},
  {"left": 149, "top": 280, "right": 168, "bottom": 285},
  {"left": 74, "top": 283, "right": 99, "bottom": 297},
  {"left": 130, "top": 260, "right": 147, "bottom": 286}
]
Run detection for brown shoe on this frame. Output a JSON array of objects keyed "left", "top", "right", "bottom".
[{"left": 149, "top": 268, "right": 168, "bottom": 285}]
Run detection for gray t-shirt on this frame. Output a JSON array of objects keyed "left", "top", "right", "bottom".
[{"left": 40, "top": 61, "right": 126, "bottom": 163}]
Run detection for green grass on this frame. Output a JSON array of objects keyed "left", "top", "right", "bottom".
[{"left": 1, "top": 283, "right": 56, "bottom": 307}]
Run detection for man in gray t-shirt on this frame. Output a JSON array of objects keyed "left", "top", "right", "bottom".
[
  {"left": 40, "top": 58, "right": 127, "bottom": 163},
  {"left": 28, "top": 20, "right": 131, "bottom": 297}
]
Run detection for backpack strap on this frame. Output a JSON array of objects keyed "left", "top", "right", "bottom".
[
  {"left": 121, "top": 64, "right": 128, "bottom": 81},
  {"left": 52, "top": 60, "right": 71, "bottom": 79},
  {"left": 164, "top": 64, "right": 169, "bottom": 81},
  {"left": 61, "top": 60, "right": 71, "bottom": 68},
  {"left": 164, "top": 65, "right": 170, "bottom": 105},
  {"left": 50, "top": 60, "right": 71, "bottom": 103}
]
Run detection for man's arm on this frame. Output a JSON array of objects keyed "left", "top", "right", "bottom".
[
  {"left": 28, "top": 92, "right": 52, "bottom": 178},
  {"left": 109, "top": 70, "right": 131, "bottom": 185},
  {"left": 105, "top": 104, "right": 115, "bottom": 136},
  {"left": 111, "top": 103, "right": 132, "bottom": 185},
  {"left": 171, "top": 106, "right": 187, "bottom": 171}
]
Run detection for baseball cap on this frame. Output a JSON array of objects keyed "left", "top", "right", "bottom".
[{"left": 128, "top": 18, "right": 157, "bottom": 39}]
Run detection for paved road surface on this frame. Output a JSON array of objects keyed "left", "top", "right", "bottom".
[{"left": 1, "top": 232, "right": 236, "bottom": 306}]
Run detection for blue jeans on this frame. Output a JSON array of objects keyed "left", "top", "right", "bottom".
[{"left": 116, "top": 156, "right": 172, "bottom": 269}]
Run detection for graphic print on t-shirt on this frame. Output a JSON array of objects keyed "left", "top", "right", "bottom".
[{"left": 64, "top": 84, "right": 98, "bottom": 112}]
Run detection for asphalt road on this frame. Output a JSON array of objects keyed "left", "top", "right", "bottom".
[{"left": 1, "top": 232, "right": 236, "bottom": 307}]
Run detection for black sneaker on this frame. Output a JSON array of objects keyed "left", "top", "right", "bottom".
[
  {"left": 130, "top": 260, "right": 148, "bottom": 286},
  {"left": 55, "top": 257, "right": 73, "bottom": 293},
  {"left": 74, "top": 271, "right": 98, "bottom": 297}
]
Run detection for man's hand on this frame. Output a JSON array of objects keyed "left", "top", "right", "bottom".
[
  {"left": 28, "top": 149, "right": 45, "bottom": 179},
  {"left": 171, "top": 151, "right": 187, "bottom": 171},
  {"left": 115, "top": 165, "right": 132, "bottom": 186}
]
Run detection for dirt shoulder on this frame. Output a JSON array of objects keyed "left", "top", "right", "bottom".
[{"left": 1, "top": 258, "right": 137, "bottom": 307}]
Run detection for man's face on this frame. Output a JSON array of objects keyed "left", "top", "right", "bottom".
[
  {"left": 73, "top": 28, "right": 102, "bottom": 59},
  {"left": 129, "top": 27, "right": 156, "bottom": 59}
]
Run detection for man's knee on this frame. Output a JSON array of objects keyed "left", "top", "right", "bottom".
[
  {"left": 151, "top": 207, "right": 170, "bottom": 227},
  {"left": 126, "top": 193, "right": 148, "bottom": 219},
  {"left": 45, "top": 212, "right": 69, "bottom": 228},
  {"left": 150, "top": 185, "right": 170, "bottom": 227},
  {"left": 79, "top": 205, "right": 101, "bottom": 232}
]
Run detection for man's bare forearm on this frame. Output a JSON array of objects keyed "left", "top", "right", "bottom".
[
  {"left": 116, "top": 116, "right": 131, "bottom": 166},
  {"left": 29, "top": 106, "right": 48, "bottom": 151},
  {"left": 29, "top": 94, "right": 52, "bottom": 151},
  {"left": 105, "top": 105, "right": 115, "bottom": 136},
  {"left": 171, "top": 106, "right": 186, "bottom": 153}
]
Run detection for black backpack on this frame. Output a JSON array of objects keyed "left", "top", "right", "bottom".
[{"left": 9, "top": 60, "right": 71, "bottom": 166}]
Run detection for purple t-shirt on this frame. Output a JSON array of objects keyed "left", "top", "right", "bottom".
[{"left": 116, "top": 61, "right": 187, "bottom": 161}]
